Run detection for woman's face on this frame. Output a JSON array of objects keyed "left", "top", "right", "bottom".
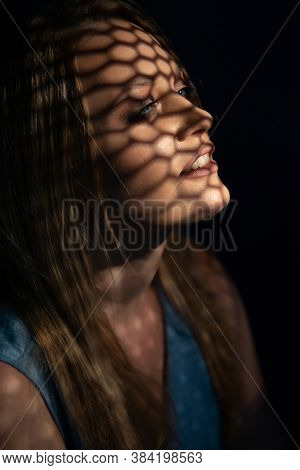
[{"left": 75, "top": 18, "right": 230, "bottom": 225}]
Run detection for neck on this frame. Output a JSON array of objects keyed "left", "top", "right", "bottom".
[{"left": 90, "top": 222, "right": 171, "bottom": 322}]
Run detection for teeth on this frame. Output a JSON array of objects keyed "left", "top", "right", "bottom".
[{"left": 191, "top": 153, "right": 211, "bottom": 170}]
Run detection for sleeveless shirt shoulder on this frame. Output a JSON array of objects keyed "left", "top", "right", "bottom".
[{"left": 0, "top": 303, "right": 83, "bottom": 449}]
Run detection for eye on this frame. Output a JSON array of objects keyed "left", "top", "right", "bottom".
[
  {"left": 177, "top": 85, "right": 192, "bottom": 97},
  {"left": 177, "top": 85, "right": 203, "bottom": 107},
  {"left": 125, "top": 84, "right": 202, "bottom": 124},
  {"left": 126, "top": 100, "right": 158, "bottom": 124}
]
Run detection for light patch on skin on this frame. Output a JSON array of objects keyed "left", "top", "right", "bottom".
[
  {"left": 125, "top": 157, "right": 170, "bottom": 192},
  {"left": 178, "top": 172, "right": 223, "bottom": 199},
  {"left": 156, "top": 58, "right": 172, "bottom": 76},
  {"left": 98, "top": 63, "right": 135, "bottom": 84},
  {"left": 1, "top": 373, "right": 22, "bottom": 393},
  {"left": 154, "top": 135, "right": 176, "bottom": 158},
  {"left": 131, "top": 344, "right": 142, "bottom": 359},
  {"left": 135, "top": 59, "right": 157, "bottom": 76},
  {"left": 110, "top": 17, "right": 133, "bottom": 29},
  {"left": 153, "top": 43, "right": 169, "bottom": 59},
  {"left": 137, "top": 42, "right": 156, "bottom": 59},
  {"left": 117, "top": 143, "right": 154, "bottom": 173},
  {"left": 152, "top": 109, "right": 188, "bottom": 134},
  {"left": 75, "top": 50, "right": 109, "bottom": 74},
  {"left": 129, "top": 122, "right": 160, "bottom": 142},
  {"left": 170, "top": 60, "right": 180, "bottom": 76},
  {"left": 112, "top": 28, "right": 137, "bottom": 44},
  {"left": 77, "top": 33, "right": 115, "bottom": 52},
  {"left": 41, "top": 422, "right": 58, "bottom": 440},
  {"left": 134, "top": 28, "right": 154, "bottom": 44},
  {"left": 110, "top": 43, "right": 138, "bottom": 62},
  {"left": 143, "top": 178, "right": 178, "bottom": 201},
  {"left": 82, "top": 85, "right": 120, "bottom": 118},
  {"left": 96, "top": 130, "right": 130, "bottom": 155}
]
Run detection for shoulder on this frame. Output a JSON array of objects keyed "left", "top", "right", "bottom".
[
  {"left": 0, "top": 360, "right": 66, "bottom": 449},
  {"left": 0, "top": 305, "right": 66, "bottom": 449}
]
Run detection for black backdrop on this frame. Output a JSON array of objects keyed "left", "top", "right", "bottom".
[{"left": 1, "top": 0, "right": 299, "bottom": 445}]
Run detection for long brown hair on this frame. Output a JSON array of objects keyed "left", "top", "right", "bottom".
[{"left": 0, "top": 0, "right": 244, "bottom": 448}]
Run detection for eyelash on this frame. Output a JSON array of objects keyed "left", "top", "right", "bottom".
[{"left": 126, "top": 85, "right": 199, "bottom": 124}]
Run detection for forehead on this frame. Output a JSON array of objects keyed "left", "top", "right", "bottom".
[{"left": 75, "top": 19, "right": 181, "bottom": 87}]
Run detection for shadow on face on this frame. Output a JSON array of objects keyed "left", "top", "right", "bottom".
[{"left": 74, "top": 18, "right": 230, "bottom": 226}]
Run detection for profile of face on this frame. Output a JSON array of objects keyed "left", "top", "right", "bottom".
[{"left": 75, "top": 18, "right": 230, "bottom": 226}]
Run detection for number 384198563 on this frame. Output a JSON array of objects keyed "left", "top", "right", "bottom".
[{"left": 131, "top": 451, "right": 203, "bottom": 464}]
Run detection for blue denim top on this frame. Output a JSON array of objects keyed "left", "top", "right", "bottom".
[{"left": 0, "top": 274, "right": 221, "bottom": 449}]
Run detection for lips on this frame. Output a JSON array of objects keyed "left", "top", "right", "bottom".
[{"left": 180, "top": 143, "right": 215, "bottom": 176}]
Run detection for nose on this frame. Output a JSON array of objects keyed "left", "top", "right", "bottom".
[{"left": 176, "top": 102, "right": 213, "bottom": 142}]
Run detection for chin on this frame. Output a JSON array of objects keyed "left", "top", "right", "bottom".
[
  {"left": 186, "top": 185, "right": 231, "bottom": 223},
  {"left": 147, "top": 187, "right": 230, "bottom": 226},
  {"left": 135, "top": 182, "right": 231, "bottom": 226}
]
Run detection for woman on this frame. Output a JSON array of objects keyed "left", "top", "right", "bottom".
[{"left": 0, "top": 0, "right": 285, "bottom": 450}]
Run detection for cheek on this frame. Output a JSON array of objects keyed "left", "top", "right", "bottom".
[
  {"left": 116, "top": 135, "right": 176, "bottom": 172},
  {"left": 113, "top": 135, "right": 177, "bottom": 195},
  {"left": 113, "top": 142, "right": 154, "bottom": 173},
  {"left": 125, "top": 158, "right": 171, "bottom": 195},
  {"left": 153, "top": 135, "right": 176, "bottom": 158}
]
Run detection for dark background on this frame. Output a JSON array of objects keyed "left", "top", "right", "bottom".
[{"left": 1, "top": 0, "right": 299, "bottom": 445}]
